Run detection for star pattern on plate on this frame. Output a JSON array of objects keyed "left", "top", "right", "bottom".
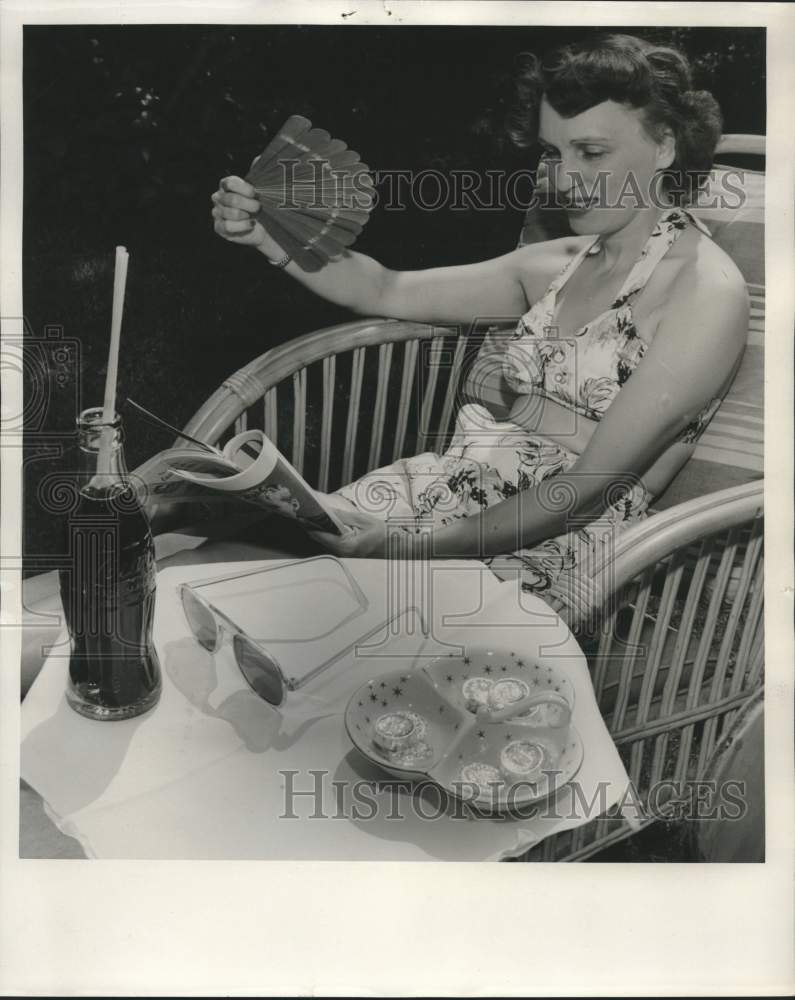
[
  {"left": 369, "top": 692, "right": 378, "bottom": 702},
  {"left": 445, "top": 674, "right": 453, "bottom": 684},
  {"left": 381, "top": 700, "right": 388, "bottom": 707},
  {"left": 484, "top": 664, "right": 492, "bottom": 675},
  {"left": 477, "top": 729, "right": 486, "bottom": 739},
  {"left": 393, "top": 687, "right": 403, "bottom": 697}
]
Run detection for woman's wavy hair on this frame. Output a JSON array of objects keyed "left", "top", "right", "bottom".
[{"left": 508, "top": 33, "right": 723, "bottom": 203}]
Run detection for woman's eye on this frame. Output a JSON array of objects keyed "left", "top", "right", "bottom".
[{"left": 581, "top": 149, "right": 606, "bottom": 161}]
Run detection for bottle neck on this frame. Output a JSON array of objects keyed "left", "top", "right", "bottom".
[{"left": 75, "top": 407, "right": 130, "bottom": 497}]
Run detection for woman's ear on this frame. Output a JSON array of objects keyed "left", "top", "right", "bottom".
[{"left": 656, "top": 128, "right": 676, "bottom": 171}]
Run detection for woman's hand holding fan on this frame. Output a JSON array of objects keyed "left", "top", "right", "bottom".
[{"left": 212, "top": 115, "right": 375, "bottom": 271}]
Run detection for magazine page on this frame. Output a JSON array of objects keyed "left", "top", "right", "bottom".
[
  {"left": 173, "top": 429, "right": 348, "bottom": 536},
  {"left": 134, "top": 446, "right": 255, "bottom": 534}
]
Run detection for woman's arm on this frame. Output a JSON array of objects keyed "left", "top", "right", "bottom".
[
  {"left": 213, "top": 175, "right": 545, "bottom": 325},
  {"left": 425, "top": 260, "right": 750, "bottom": 558}
]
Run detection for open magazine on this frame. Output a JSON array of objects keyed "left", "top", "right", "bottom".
[{"left": 130, "top": 403, "right": 348, "bottom": 537}]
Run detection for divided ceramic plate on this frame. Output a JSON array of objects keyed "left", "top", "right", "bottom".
[{"left": 344, "top": 644, "right": 584, "bottom": 812}]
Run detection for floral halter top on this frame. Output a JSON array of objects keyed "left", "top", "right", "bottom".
[{"left": 502, "top": 207, "right": 722, "bottom": 444}]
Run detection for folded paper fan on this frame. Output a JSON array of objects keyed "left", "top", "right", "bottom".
[{"left": 245, "top": 115, "right": 376, "bottom": 272}]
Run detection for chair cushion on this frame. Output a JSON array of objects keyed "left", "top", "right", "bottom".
[{"left": 462, "top": 166, "right": 764, "bottom": 509}]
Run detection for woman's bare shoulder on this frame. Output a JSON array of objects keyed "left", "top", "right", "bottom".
[
  {"left": 668, "top": 224, "right": 747, "bottom": 296},
  {"left": 672, "top": 228, "right": 748, "bottom": 311},
  {"left": 513, "top": 235, "right": 590, "bottom": 303}
]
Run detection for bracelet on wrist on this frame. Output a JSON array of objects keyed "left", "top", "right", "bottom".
[{"left": 264, "top": 250, "right": 291, "bottom": 269}]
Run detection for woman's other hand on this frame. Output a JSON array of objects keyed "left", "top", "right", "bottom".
[
  {"left": 308, "top": 508, "right": 417, "bottom": 559},
  {"left": 211, "top": 175, "right": 274, "bottom": 251}
]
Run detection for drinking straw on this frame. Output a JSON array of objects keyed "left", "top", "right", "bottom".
[{"left": 97, "top": 246, "right": 129, "bottom": 477}]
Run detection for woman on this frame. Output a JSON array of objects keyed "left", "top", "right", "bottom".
[{"left": 211, "top": 34, "right": 748, "bottom": 617}]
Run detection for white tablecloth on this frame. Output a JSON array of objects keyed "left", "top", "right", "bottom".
[{"left": 21, "top": 558, "right": 634, "bottom": 860}]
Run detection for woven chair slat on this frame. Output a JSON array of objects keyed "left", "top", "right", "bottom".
[
  {"left": 437, "top": 332, "right": 469, "bottom": 445},
  {"left": 316, "top": 355, "right": 336, "bottom": 493},
  {"left": 612, "top": 569, "right": 654, "bottom": 732},
  {"left": 291, "top": 367, "right": 307, "bottom": 474},
  {"left": 647, "top": 539, "right": 717, "bottom": 783},
  {"left": 680, "top": 528, "right": 742, "bottom": 712},
  {"left": 731, "top": 560, "right": 764, "bottom": 696},
  {"left": 367, "top": 342, "right": 393, "bottom": 470},
  {"left": 263, "top": 386, "right": 278, "bottom": 446},
  {"left": 591, "top": 595, "right": 623, "bottom": 703},
  {"left": 636, "top": 556, "right": 686, "bottom": 726},
  {"left": 660, "top": 537, "right": 716, "bottom": 709},
  {"left": 341, "top": 346, "right": 366, "bottom": 484},
  {"left": 708, "top": 526, "right": 763, "bottom": 703},
  {"left": 416, "top": 339, "right": 442, "bottom": 454},
  {"left": 721, "top": 598, "right": 763, "bottom": 740},
  {"left": 698, "top": 531, "right": 762, "bottom": 774},
  {"left": 392, "top": 339, "right": 420, "bottom": 462},
  {"left": 694, "top": 528, "right": 761, "bottom": 774},
  {"left": 233, "top": 410, "right": 248, "bottom": 436}
]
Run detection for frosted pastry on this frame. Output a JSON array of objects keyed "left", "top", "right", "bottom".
[
  {"left": 461, "top": 676, "right": 493, "bottom": 712},
  {"left": 373, "top": 711, "right": 419, "bottom": 752},
  {"left": 500, "top": 739, "right": 547, "bottom": 780},
  {"left": 458, "top": 762, "right": 503, "bottom": 798},
  {"left": 488, "top": 677, "right": 530, "bottom": 711}
]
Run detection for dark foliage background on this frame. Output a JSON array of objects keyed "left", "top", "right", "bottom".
[{"left": 22, "top": 24, "right": 765, "bottom": 564}]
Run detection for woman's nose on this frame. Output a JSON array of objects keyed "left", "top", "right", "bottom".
[{"left": 549, "top": 158, "right": 580, "bottom": 198}]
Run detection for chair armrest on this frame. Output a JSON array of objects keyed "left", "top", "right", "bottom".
[{"left": 593, "top": 480, "right": 763, "bottom": 602}]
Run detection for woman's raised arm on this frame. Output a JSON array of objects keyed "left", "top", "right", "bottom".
[{"left": 212, "top": 175, "right": 536, "bottom": 325}]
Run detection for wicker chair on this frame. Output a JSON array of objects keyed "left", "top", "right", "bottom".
[{"left": 174, "top": 136, "right": 765, "bottom": 860}]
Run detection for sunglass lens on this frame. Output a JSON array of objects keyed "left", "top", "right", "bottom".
[
  {"left": 181, "top": 588, "right": 219, "bottom": 651},
  {"left": 233, "top": 634, "right": 285, "bottom": 706}
]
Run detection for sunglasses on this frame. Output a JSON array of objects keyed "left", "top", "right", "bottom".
[
  {"left": 178, "top": 556, "right": 423, "bottom": 707},
  {"left": 180, "top": 584, "right": 293, "bottom": 706}
]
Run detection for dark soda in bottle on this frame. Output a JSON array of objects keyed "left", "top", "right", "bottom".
[{"left": 59, "top": 407, "right": 161, "bottom": 720}]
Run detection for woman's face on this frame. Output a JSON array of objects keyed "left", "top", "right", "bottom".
[{"left": 537, "top": 97, "right": 675, "bottom": 236}]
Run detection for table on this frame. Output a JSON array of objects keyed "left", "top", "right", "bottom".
[{"left": 21, "top": 540, "right": 633, "bottom": 861}]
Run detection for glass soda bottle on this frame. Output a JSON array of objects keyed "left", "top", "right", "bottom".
[{"left": 59, "top": 406, "right": 161, "bottom": 720}]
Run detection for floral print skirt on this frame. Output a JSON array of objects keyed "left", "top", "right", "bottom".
[{"left": 334, "top": 404, "right": 651, "bottom": 618}]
